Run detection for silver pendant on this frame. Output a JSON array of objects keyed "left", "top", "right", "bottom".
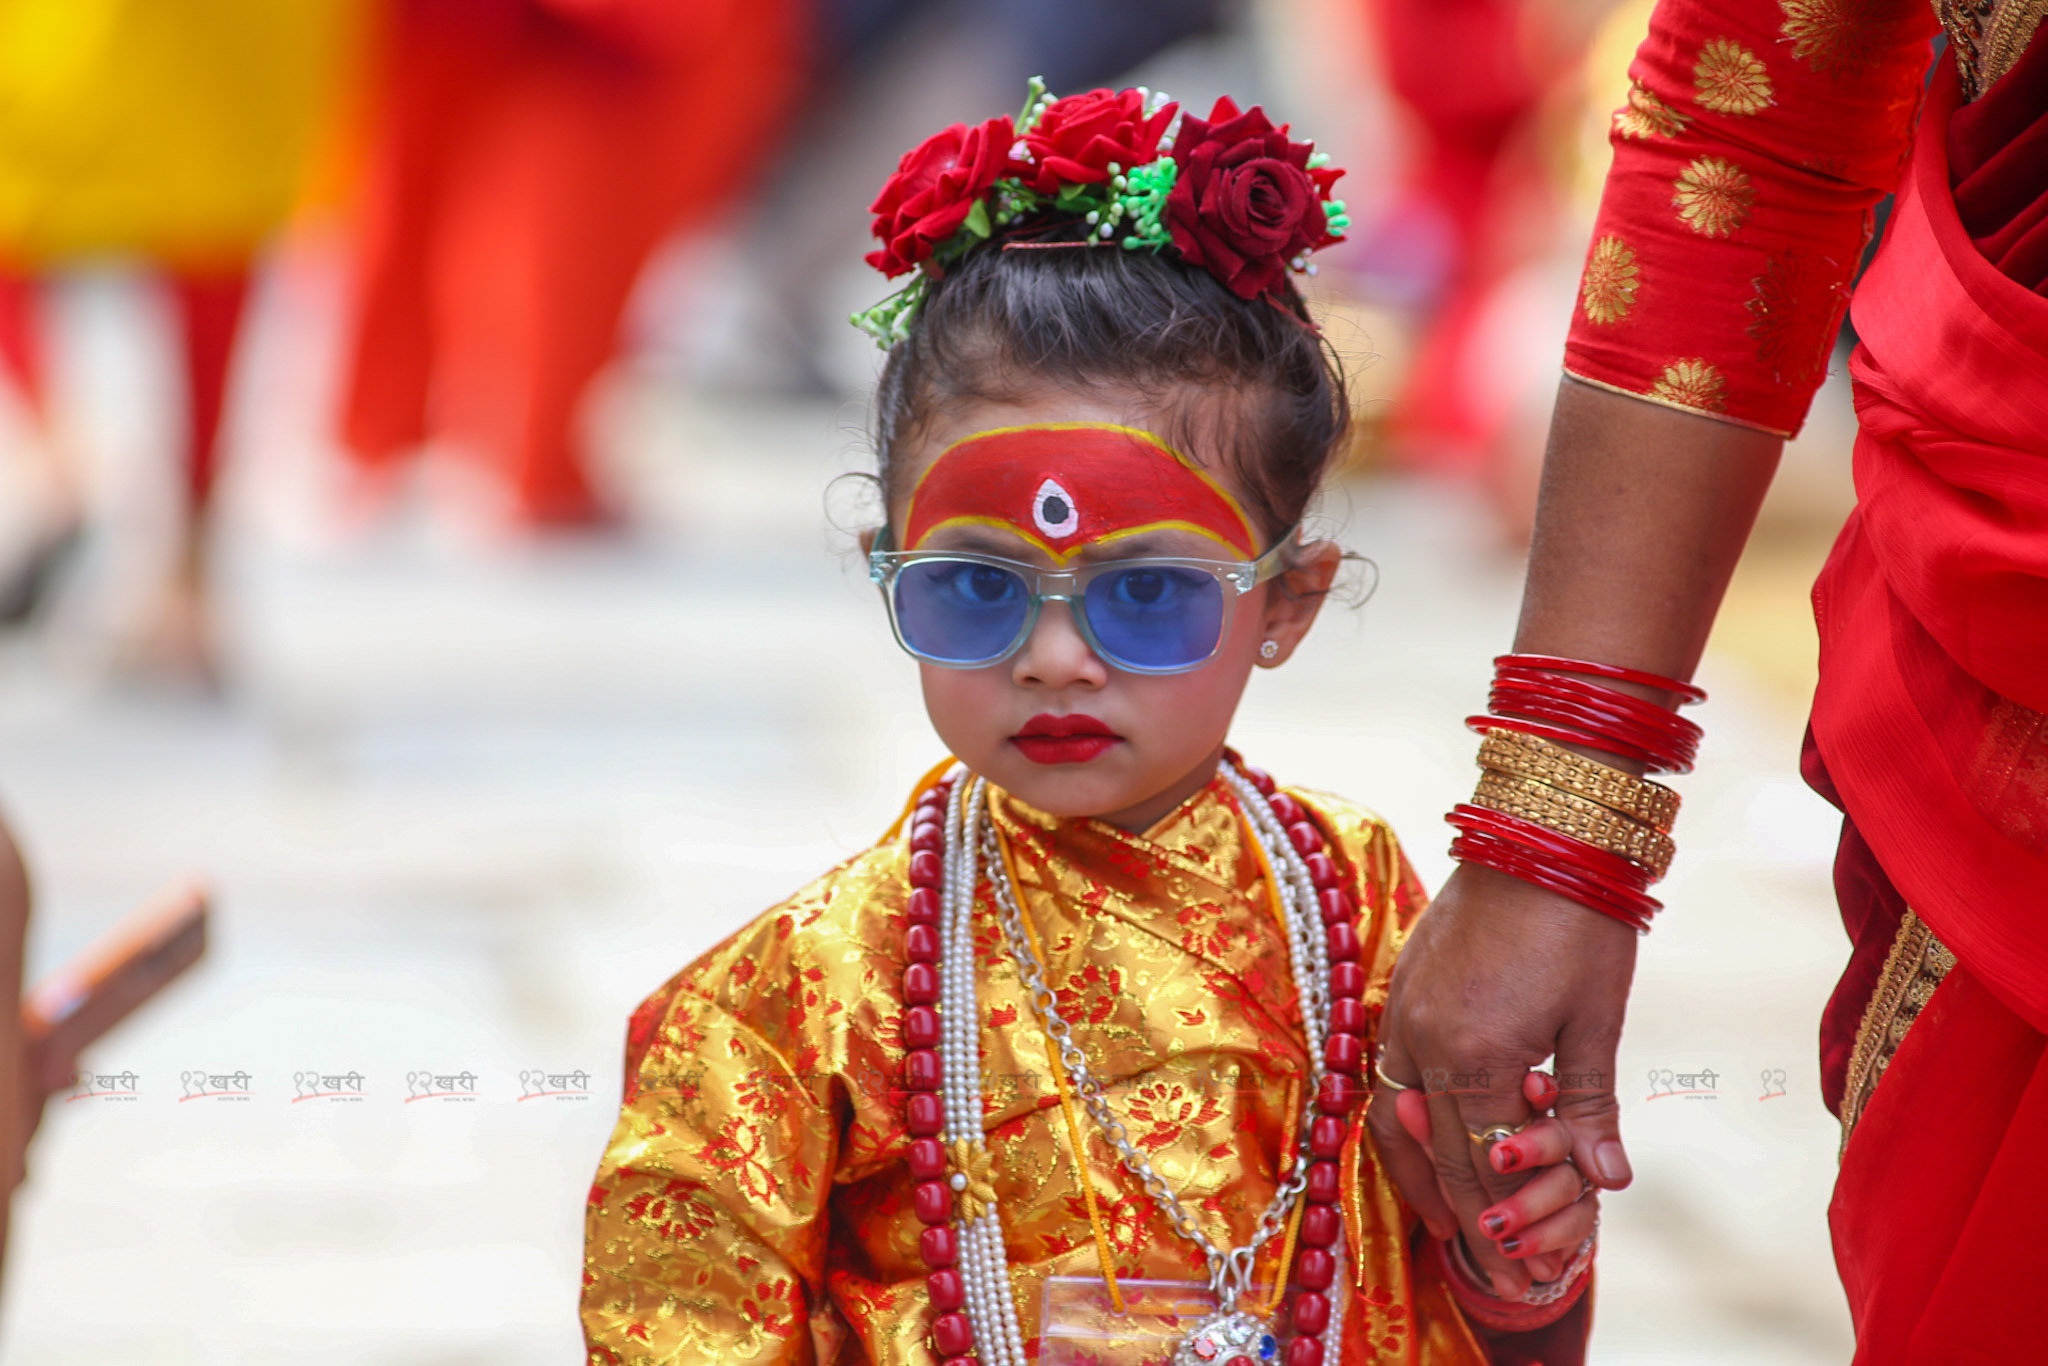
[{"left": 1173, "top": 1309, "right": 1279, "bottom": 1365}]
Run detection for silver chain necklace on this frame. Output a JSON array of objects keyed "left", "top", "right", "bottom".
[{"left": 950, "top": 764, "right": 1345, "bottom": 1363}]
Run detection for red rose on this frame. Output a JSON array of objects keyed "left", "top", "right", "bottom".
[
  {"left": 1165, "top": 97, "right": 1343, "bottom": 299},
  {"left": 1007, "top": 88, "right": 1177, "bottom": 195},
  {"left": 865, "top": 115, "right": 1016, "bottom": 278}
]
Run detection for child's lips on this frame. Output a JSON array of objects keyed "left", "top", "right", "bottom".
[{"left": 1011, "top": 714, "right": 1119, "bottom": 764}]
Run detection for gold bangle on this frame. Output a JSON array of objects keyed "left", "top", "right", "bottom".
[
  {"left": 1477, "top": 729, "right": 1680, "bottom": 832},
  {"left": 1471, "top": 774, "right": 1675, "bottom": 878},
  {"left": 1476, "top": 770, "right": 1679, "bottom": 865}
]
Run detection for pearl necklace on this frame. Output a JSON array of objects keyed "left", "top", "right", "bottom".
[{"left": 894, "top": 763, "right": 1374, "bottom": 1366}]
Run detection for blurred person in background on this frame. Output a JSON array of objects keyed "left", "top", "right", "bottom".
[
  {"left": 0, "top": 0, "right": 357, "bottom": 680},
  {"left": 333, "top": 0, "right": 805, "bottom": 531},
  {"left": 1350, "top": 0, "right": 1618, "bottom": 534},
  {"left": 1370, "top": 3, "right": 2048, "bottom": 1359}
]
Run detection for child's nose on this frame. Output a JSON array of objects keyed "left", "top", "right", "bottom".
[{"left": 1011, "top": 600, "right": 1108, "bottom": 689}]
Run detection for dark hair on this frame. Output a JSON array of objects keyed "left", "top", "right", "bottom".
[{"left": 871, "top": 232, "right": 1350, "bottom": 544}]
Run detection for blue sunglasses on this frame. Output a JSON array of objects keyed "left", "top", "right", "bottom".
[{"left": 869, "top": 531, "right": 1294, "bottom": 674}]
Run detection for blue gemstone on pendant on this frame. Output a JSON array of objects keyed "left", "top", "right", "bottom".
[{"left": 1258, "top": 1334, "right": 1277, "bottom": 1360}]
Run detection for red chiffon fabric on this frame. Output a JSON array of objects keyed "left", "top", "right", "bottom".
[
  {"left": 1810, "top": 59, "right": 2048, "bottom": 1363},
  {"left": 1949, "top": 33, "right": 2048, "bottom": 293},
  {"left": 1810, "top": 61, "right": 2048, "bottom": 1032}
]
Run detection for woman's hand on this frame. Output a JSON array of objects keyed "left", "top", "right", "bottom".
[{"left": 1367, "top": 861, "right": 1636, "bottom": 1295}]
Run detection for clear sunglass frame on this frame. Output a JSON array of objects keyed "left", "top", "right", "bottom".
[{"left": 867, "top": 533, "right": 1296, "bottom": 675}]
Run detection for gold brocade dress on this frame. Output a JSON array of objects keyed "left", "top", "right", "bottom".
[{"left": 582, "top": 772, "right": 1492, "bottom": 1365}]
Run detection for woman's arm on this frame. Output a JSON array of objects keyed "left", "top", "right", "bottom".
[{"left": 1368, "top": 378, "right": 1782, "bottom": 1295}]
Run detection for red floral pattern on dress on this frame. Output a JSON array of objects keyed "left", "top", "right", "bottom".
[
  {"left": 621, "top": 1177, "right": 722, "bottom": 1243},
  {"left": 1126, "top": 1079, "right": 1227, "bottom": 1152}
]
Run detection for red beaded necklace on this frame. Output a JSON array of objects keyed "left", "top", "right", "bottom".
[{"left": 894, "top": 763, "right": 1371, "bottom": 1366}]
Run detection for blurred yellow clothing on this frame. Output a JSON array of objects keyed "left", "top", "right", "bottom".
[{"left": 0, "top": 0, "right": 358, "bottom": 265}]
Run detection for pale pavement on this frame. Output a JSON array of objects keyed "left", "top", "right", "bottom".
[{"left": 0, "top": 271, "right": 1858, "bottom": 1364}]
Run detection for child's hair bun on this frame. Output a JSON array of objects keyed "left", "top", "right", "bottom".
[{"left": 853, "top": 79, "right": 1350, "bottom": 348}]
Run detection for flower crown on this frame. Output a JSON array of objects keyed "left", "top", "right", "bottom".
[{"left": 852, "top": 79, "right": 1350, "bottom": 347}]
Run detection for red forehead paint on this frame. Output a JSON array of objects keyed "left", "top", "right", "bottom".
[{"left": 904, "top": 424, "right": 1259, "bottom": 558}]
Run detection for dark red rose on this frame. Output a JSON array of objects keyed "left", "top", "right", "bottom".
[
  {"left": 1165, "top": 97, "right": 1343, "bottom": 299},
  {"left": 865, "top": 115, "right": 1015, "bottom": 278},
  {"left": 1007, "top": 88, "right": 1176, "bottom": 195}
]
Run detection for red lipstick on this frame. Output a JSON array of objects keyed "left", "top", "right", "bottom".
[{"left": 1011, "top": 713, "right": 1119, "bottom": 764}]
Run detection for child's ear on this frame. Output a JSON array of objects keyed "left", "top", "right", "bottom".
[
  {"left": 1255, "top": 540, "right": 1342, "bottom": 668},
  {"left": 858, "top": 526, "right": 880, "bottom": 555}
]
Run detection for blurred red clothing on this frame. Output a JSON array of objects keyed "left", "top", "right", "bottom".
[
  {"left": 339, "top": 0, "right": 805, "bottom": 526},
  {"left": 1366, "top": 0, "right": 1585, "bottom": 476}
]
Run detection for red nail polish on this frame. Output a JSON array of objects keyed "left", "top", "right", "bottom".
[
  {"left": 1481, "top": 1212, "right": 1507, "bottom": 1237},
  {"left": 1501, "top": 1236, "right": 1522, "bottom": 1255},
  {"left": 1493, "top": 1143, "right": 1521, "bottom": 1173}
]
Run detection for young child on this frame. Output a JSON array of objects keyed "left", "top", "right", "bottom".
[{"left": 582, "top": 86, "right": 1597, "bottom": 1365}]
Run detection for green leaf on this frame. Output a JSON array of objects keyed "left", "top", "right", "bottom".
[{"left": 963, "top": 199, "right": 992, "bottom": 239}]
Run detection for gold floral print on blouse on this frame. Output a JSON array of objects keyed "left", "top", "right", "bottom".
[{"left": 580, "top": 774, "right": 1495, "bottom": 1364}]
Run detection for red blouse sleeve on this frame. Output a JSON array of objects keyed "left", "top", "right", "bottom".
[{"left": 1563, "top": 0, "right": 1941, "bottom": 436}]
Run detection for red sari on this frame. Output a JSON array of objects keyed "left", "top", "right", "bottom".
[
  {"left": 1564, "top": 1, "right": 2048, "bottom": 1356},
  {"left": 1807, "top": 54, "right": 2048, "bottom": 1362}
]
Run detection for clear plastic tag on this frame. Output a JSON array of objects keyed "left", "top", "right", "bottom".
[{"left": 1038, "top": 1276, "right": 1277, "bottom": 1366}]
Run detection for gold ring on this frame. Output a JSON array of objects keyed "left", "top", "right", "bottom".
[
  {"left": 1469, "top": 1122, "right": 1525, "bottom": 1147},
  {"left": 1372, "top": 1061, "right": 1412, "bottom": 1093}
]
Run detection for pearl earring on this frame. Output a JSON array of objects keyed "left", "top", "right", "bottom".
[{"left": 1259, "top": 640, "right": 1279, "bottom": 660}]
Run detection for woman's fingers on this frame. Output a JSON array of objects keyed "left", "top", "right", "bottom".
[
  {"left": 1365, "top": 1046, "right": 1457, "bottom": 1241},
  {"left": 1497, "top": 1184, "right": 1599, "bottom": 1260},
  {"left": 1479, "top": 1160, "right": 1595, "bottom": 1240},
  {"left": 1487, "top": 1116, "right": 1572, "bottom": 1175},
  {"left": 1395, "top": 1086, "right": 1433, "bottom": 1147}
]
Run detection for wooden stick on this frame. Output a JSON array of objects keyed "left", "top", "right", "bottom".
[{"left": 22, "top": 882, "right": 208, "bottom": 1096}]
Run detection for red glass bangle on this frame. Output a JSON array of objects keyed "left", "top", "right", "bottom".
[
  {"left": 1452, "top": 831, "right": 1657, "bottom": 930},
  {"left": 1433, "top": 1234, "right": 1593, "bottom": 1334},
  {"left": 1496, "top": 653, "right": 1706, "bottom": 706},
  {"left": 1486, "top": 686, "right": 1698, "bottom": 773},
  {"left": 1452, "top": 835, "right": 1656, "bottom": 932},
  {"left": 1491, "top": 675, "right": 1700, "bottom": 757},
  {"left": 1487, "top": 695, "right": 1696, "bottom": 775},
  {"left": 1450, "top": 804, "right": 1655, "bottom": 888},
  {"left": 1450, "top": 822, "right": 1660, "bottom": 916},
  {"left": 1492, "top": 668, "right": 1703, "bottom": 765},
  {"left": 1494, "top": 666, "right": 1703, "bottom": 738},
  {"left": 1448, "top": 804, "right": 1662, "bottom": 929},
  {"left": 1451, "top": 823, "right": 1653, "bottom": 904}
]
